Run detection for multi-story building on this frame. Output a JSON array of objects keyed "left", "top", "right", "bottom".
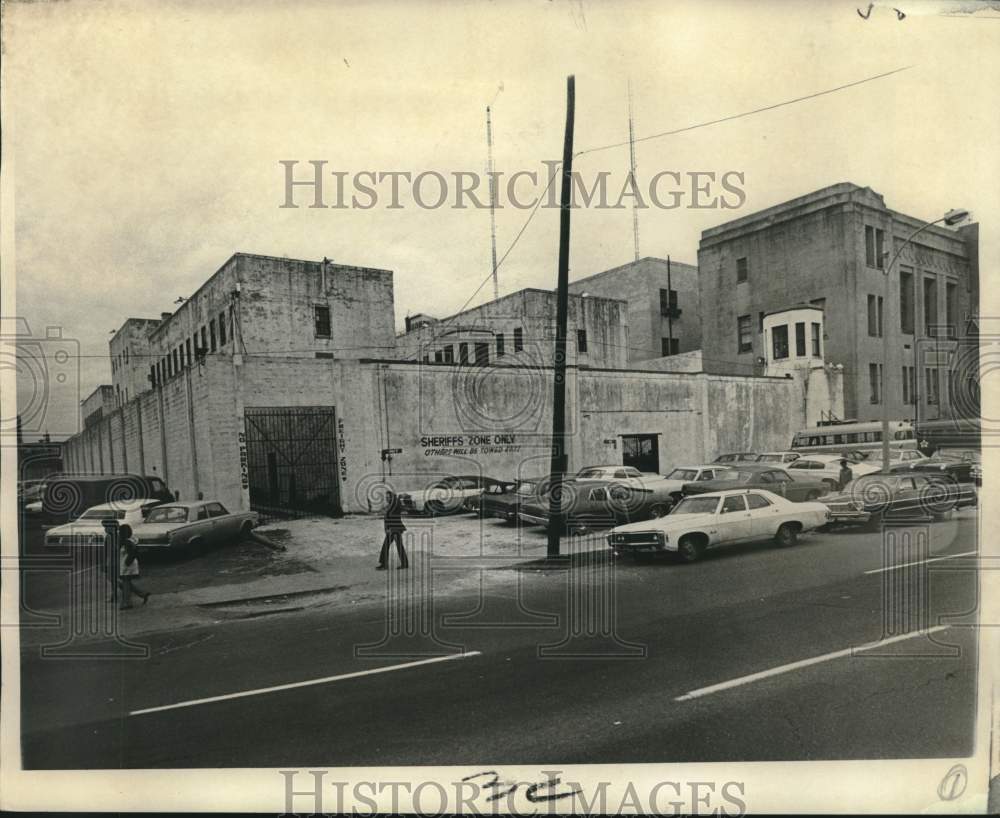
[
  {"left": 81, "top": 385, "right": 116, "bottom": 428},
  {"left": 698, "top": 183, "right": 979, "bottom": 422},
  {"left": 567, "top": 256, "right": 701, "bottom": 363},
  {"left": 394, "top": 288, "right": 629, "bottom": 370},
  {"left": 110, "top": 317, "right": 162, "bottom": 406}
]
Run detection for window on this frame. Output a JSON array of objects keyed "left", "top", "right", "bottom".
[
  {"left": 149, "top": 365, "right": 157, "bottom": 387},
  {"left": 206, "top": 502, "right": 228, "bottom": 517},
  {"left": 923, "top": 277, "right": 938, "bottom": 336},
  {"left": 496, "top": 333, "right": 505, "bottom": 357},
  {"left": 736, "top": 257, "right": 748, "bottom": 283},
  {"left": 900, "top": 269, "right": 915, "bottom": 334},
  {"left": 218, "top": 311, "right": 227, "bottom": 346},
  {"left": 443, "top": 345, "right": 454, "bottom": 364},
  {"left": 907, "top": 366, "right": 916, "bottom": 404},
  {"left": 659, "top": 288, "right": 678, "bottom": 314},
  {"left": 948, "top": 370, "right": 954, "bottom": 405},
  {"left": 737, "top": 315, "right": 752, "bottom": 353},
  {"left": 459, "top": 342, "right": 469, "bottom": 364},
  {"left": 945, "top": 282, "right": 958, "bottom": 338},
  {"left": 867, "top": 295, "right": 878, "bottom": 336},
  {"left": 185, "top": 338, "right": 192, "bottom": 366},
  {"left": 902, "top": 366, "right": 909, "bottom": 404},
  {"left": 926, "top": 367, "right": 939, "bottom": 404},
  {"left": 577, "top": 329, "right": 588, "bottom": 353},
  {"left": 209, "top": 318, "right": 217, "bottom": 352},
  {"left": 172, "top": 348, "right": 179, "bottom": 374},
  {"left": 721, "top": 495, "right": 747, "bottom": 513},
  {"left": 661, "top": 337, "right": 680, "bottom": 356},
  {"left": 758, "top": 311, "right": 765, "bottom": 332},
  {"left": 865, "top": 225, "right": 885, "bottom": 268},
  {"left": 314, "top": 305, "right": 331, "bottom": 337},
  {"left": 433, "top": 349, "right": 443, "bottom": 363},
  {"left": 200, "top": 326, "right": 208, "bottom": 353},
  {"left": 474, "top": 342, "right": 489, "bottom": 365},
  {"left": 869, "top": 362, "right": 882, "bottom": 404},
  {"left": 811, "top": 322, "right": 821, "bottom": 357},
  {"left": 772, "top": 324, "right": 789, "bottom": 360},
  {"left": 795, "top": 322, "right": 806, "bottom": 356},
  {"left": 513, "top": 327, "right": 524, "bottom": 352}
]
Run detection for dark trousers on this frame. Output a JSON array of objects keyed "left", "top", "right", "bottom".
[{"left": 379, "top": 530, "right": 408, "bottom": 567}]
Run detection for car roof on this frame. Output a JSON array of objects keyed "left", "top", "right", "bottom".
[
  {"left": 681, "top": 488, "right": 780, "bottom": 499},
  {"left": 85, "top": 499, "right": 161, "bottom": 511},
  {"left": 149, "top": 501, "right": 212, "bottom": 509}
]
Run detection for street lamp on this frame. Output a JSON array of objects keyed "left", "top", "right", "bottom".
[{"left": 881, "top": 208, "right": 970, "bottom": 471}]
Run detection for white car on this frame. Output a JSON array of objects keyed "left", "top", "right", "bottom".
[
  {"left": 755, "top": 451, "right": 801, "bottom": 464},
  {"left": 785, "top": 454, "right": 881, "bottom": 488},
  {"left": 573, "top": 465, "right": 655, "bottom": 482},
  {"left": 606, "top": 489, "right": 830, "bottom": 563},
  {"left": 659, "top": 465, "right": 734, "bottom": 505},
  {"left": 44, "top": 499, "right": 163, "bottom": 547},
  {"left": 397, "top": 475, "right": 514, "bottom": 515}
]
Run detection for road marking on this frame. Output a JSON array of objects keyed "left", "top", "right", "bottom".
[
  {"left": 129, "top": 651, "right": 482, "bottom": 716},
  {"left": 673, "top": 625, "right": 949, "bottom": 702},
  {"left": 864, "top": 550, "right": 977, "bottom": 575}
]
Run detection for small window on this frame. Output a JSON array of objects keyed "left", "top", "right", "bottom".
[
  {"left": 736, "top": 257, "right": 748, "bottom": 283},
  {"left": 314, "top": 305, "right": 331, "bottom": 338},
  {"left": 196, "top": 506, "right": 209, "bottom": 520},
  {"left": 443, "top": 345, "right": 454, "bottom": 364},
  {"left": 209, "top": 318, "right": 217, "bottom": 352},
  {"left": 206, "top": 502, "right": 228, "bottom": 517},
  {"left": 661, "top": 337, "right": 679, "bottom": 356},
  {"left": 614, "top": 469, "right": 627, "bottom": 479},
  {"left": 200, "top": 326, "right": 208, "bottom": 353},
  {"left": 434, "top": 349, "right": 444, "bottom": 363},
  {"left": 218, "top": 311, "right": 227, "bottom": 346},
  {"left": 721, "top": 495, "right": 747, "bottom": 513},
  {"left": 869, "top": 363, "right": 882, "bottom": 404},
  {"left": 459, "top": 342, "right": 469, "bottom": 364},
  {"left": 496, "top": 333, "right": 505, "bottom": 357},
  {"left": 737, "top": 315, "right": 752, "bottom": 353},
  {"left": 772, "top": 325, "right": 789, "bottom": 360},
  {"left": 577, "top": 329, "right": 588, "bottom": 353},
  {"left": 474, "top": 341, "right": 489, "bottom": 365},
  {"left": 811, "top": 322, "right": 821, "bottom": 357},
  {"left": 795, "top": 322, "right": 806, "bottom": 356},
  {"left": 758, "top": 311, "right": 765, "bottom": 333},
  {"left": 149, "top": 365, "right": 157, "bottom": 386},
  {"left": 659, "top": 288, "right": 678, "bottom": 314},
  {"left": 746, "top": 493, "right": 772, "bottom": 509},
  {"left": 185, "top": 338, "right": 192, "bottom": 366},
  {"left": 513, "top": 327, "right": 524, "bottom": 352}
]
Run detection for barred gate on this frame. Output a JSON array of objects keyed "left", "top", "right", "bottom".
[{"left": 244, "top": 406, "right": 342, "bottom": 521}]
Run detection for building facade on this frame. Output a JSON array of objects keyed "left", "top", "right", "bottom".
[
  {"left": 81, "top": 385, "right": 116, "bottom": 428},
  {"left": 698, "top": 183, "right": 979, "bottom": 422},
  {"left": 567, "top": 256, "right": 701, "bottom": 363}
]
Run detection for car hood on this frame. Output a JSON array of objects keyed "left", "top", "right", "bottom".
[
  {"left": 133, "top": 521, "right": 186, "bottom": 536},
  {"left": 47, "top": 520, "right": 108, "bottom": 538},
  {"left": 612, "top": 512, "right": 716, "bottom": 534}
]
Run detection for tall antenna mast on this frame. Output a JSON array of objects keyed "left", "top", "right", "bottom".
[
  {"left": 486, "top": 106, "right": 500, "bottom": 301},
  {"left": 627, "top": 80, "right": 640, "bottom": 262}
]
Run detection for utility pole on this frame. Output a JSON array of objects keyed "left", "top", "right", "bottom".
[
  {"left": 546, "top": 75, "right": 575, "bottom": 560},
  {"left": 627, "top": 80, "right": 640, "bottom": 263},
  {"left": 486, "top": 106, "right": 500, "bottom": 301},
  {"left": 666, "top": 255, "right": 673, "bottom": 356}
]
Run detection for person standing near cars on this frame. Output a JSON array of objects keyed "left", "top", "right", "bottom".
[
  {"left": 117, "top": 523, "right": 151, "bottom": 609},
  {"left": 838, "top": 459, "right": 854, "bottom": 490},
  {"left": 377, "top": 491, "right": 409, "bottom": 570}
]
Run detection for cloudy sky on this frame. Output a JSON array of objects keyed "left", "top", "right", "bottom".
[{"left": 5, "top": 0, "right": 999, "bottom": 440}]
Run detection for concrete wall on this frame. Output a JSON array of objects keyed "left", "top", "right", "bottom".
[
  {"left": 568, "top": 257, "right": 701, "bottom": 361},
  {"left": 110, "top": 318, "right": 161, "bottom": 403},
  {"left": 632, "top": 350, "right": 704, "bottom": 373}
]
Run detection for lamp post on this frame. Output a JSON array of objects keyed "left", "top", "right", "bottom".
[{"left": 881, "top": 208, "right": 969, "bottom": 471}]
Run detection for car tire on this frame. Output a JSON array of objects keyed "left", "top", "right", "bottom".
[
  {"left": 822, "top": 479, "right": 838, "bottom": 491},
  {"left": 650, "top": 502, "right": 671, "bottom": 519},
  {"left": 932, "top": 508, "right": 954, "bottom": 522},
  {"left": 805, "top": 490, "right": 820, "bottom": 501},
  {"left": 677, "top": 535, "right": 704, "bottom": 563},
  {"left": 426, "top": 501, "right": 444, "bottom": 517},
  {"left": 774, "top": 523, "right": 799, "bottom": 548}
]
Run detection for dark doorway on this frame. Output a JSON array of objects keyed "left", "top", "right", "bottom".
[
  {"left": 621, "top": 434, "right": 660, "bottom": 473},
  {"left": 244, "top": 406, "right": 342, "bottom": 520}
]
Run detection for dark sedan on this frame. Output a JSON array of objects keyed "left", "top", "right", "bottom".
[
  {"left": 682, "top": 464, "right": 829, "bottom": 502},
  {"left": 823, "top": 471, "right": 977, "bottom": 527},
  {"left": 890, "top": 449, "right": 981, "bottom": 487},
  {"left": 468, "top": 477, "right": 552, "bottom": 522},
  {"left": 518, "top": 479, "right": 665, "bottom": 535}
]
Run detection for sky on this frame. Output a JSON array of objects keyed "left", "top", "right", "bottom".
[{"left": 4, "top": 0, "right": 999, "bottom": 440}]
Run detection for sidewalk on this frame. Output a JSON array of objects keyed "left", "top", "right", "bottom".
[{"left": 21, "top": 513, "right": 609, "bottom": 642}]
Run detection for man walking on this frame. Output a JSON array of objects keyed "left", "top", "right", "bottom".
[
  {"left": 377, "top": 490, "right": 409, "bottom": 570},
  {"left": 838, "top": 458, "right": 854, "bottom": 490}
]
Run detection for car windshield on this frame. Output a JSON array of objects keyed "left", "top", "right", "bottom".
[
  {"left": 79, "top": 509, "right": 125, "bottom": 521},
  {"left": 575, "top": 468, "right": 609, "bottom": 479},
  {"left": 671, "top": 496, "right": 720, "bottom": 515},
  {"left": 516, "top": 481, "right": 537, "bottom": 495},
  {"left": 757, "top": 454, "right": 782, "bottom": 462},
  {"left": 145, "top": 506, "right": 189, "bottom": 523},
  {"left": 852, "top": 475, "right": 896, "bottom": 492},
  {"left": 665, "top": 468, "right": 697, "bottom": 481},
  {"left": 731, "top": 471, "right": 755, "bottom": 482}
]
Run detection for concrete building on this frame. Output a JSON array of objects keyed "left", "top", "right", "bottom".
[
  {"left": 567, "top": 256, "right": 701, "bottom": 363},
  {"left": 110, "top": 318, "right": 162, "bottom": 407},
  {"left": 81, "top": 385, "right": 116, "bottom": 428},
  {"left": 698, "top": 183, "right": 979, "bottom": 422},
  {"left": 394, "top": 288, "right": 629, "bottom": 370}
]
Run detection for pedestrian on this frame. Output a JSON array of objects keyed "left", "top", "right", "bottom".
[
  {"left": 100, "top": 521, "right": 118, "bottom": 603},
  {"left": 838, "top": 458, "right": 853, "bottom": 490},
  {"left": 117, "top": 523, "right": 150, "bottom": 609},
  {"left": 377, "top": 491, "right": 408, "bottom": 570}
]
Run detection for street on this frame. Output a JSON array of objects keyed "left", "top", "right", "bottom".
[{"left": 18, "top": 510, "right": 980, "bottom": 768}]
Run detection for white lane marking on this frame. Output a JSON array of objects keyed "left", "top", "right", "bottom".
[
  {"left": 674, "top": 625, "right": 950, "bottom": 702},
  {"left": 130, "top": 651, "right": 482, "bottom": 716},
  {"left": 864, "top": 550, "right": 978, "bottom": 575}
]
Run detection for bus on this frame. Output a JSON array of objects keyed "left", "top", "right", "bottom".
[{"left": 790, "top": 420, "right": 916, "bottom": 456}]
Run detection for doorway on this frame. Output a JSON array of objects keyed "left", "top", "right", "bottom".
[{"left": 621, "top": 433, "right": 660, "bottom": 473}]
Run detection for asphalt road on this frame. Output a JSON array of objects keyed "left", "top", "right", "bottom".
[{"left": 19, "top": 511, "right": 981, "bottom": 768}]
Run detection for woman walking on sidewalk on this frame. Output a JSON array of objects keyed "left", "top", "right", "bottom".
[
  {"left": 377, "top": 491, "right": 409, "bottom": 570},
  {"left": 117, "top": 524, "right": 151, "bottom": 609}
]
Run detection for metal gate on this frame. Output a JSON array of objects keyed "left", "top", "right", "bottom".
[
  {"left": 244, "top": 406, "right": 342, "bottom": 520},
  {"left": 621, "top": 433, "right": 660, "bottom": 473}
]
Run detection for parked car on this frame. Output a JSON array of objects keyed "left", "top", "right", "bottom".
[
  {"left": 785, "top": 454, "right": 881, "bottom": 489},
  {"left": 41, "top": 473, "right": 174, "bottom": 523},
  {"left": 44, "top": 499, "right": 164, "bottom": 548},
  {"left": 518, "top": 478, "right": 678, "bottom": 535},
  {"left": 755, "top": 451, "right": 801, "bottom": 464},
  {"left": 572, "top": 465, "right": 658, "bottom": 482},
  {"left": 397, "top": 476, "right": 514, "bottom": 515},
  {"left": 822, "top": 471, "right": 977, "bottom": 527},
  {"left": 890, "top": 449, "right": 981, "bottom": 487},
  {"left": 682, "top": 464, "right": 830, "bottom": 502},
  {"left": 606, "top": 489, "right": 830, "bottom": 562},
  {"left": 473, "top": 476, "right": 552, "bottom": 522},
  {"left": 463, "top": 479, "right": 521, "bottom": 515},
  {"left": 18, "top": 479, "right": 48, "bottom": 506},
  {"left": 713, "top": 452, "right": 759, "bottom": 464},
  {"left": 659, "top": 465, "right": 734, "bottom": 506},
  {"left": 132, "top": 501, "right": 259, "bottom": 550}
]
